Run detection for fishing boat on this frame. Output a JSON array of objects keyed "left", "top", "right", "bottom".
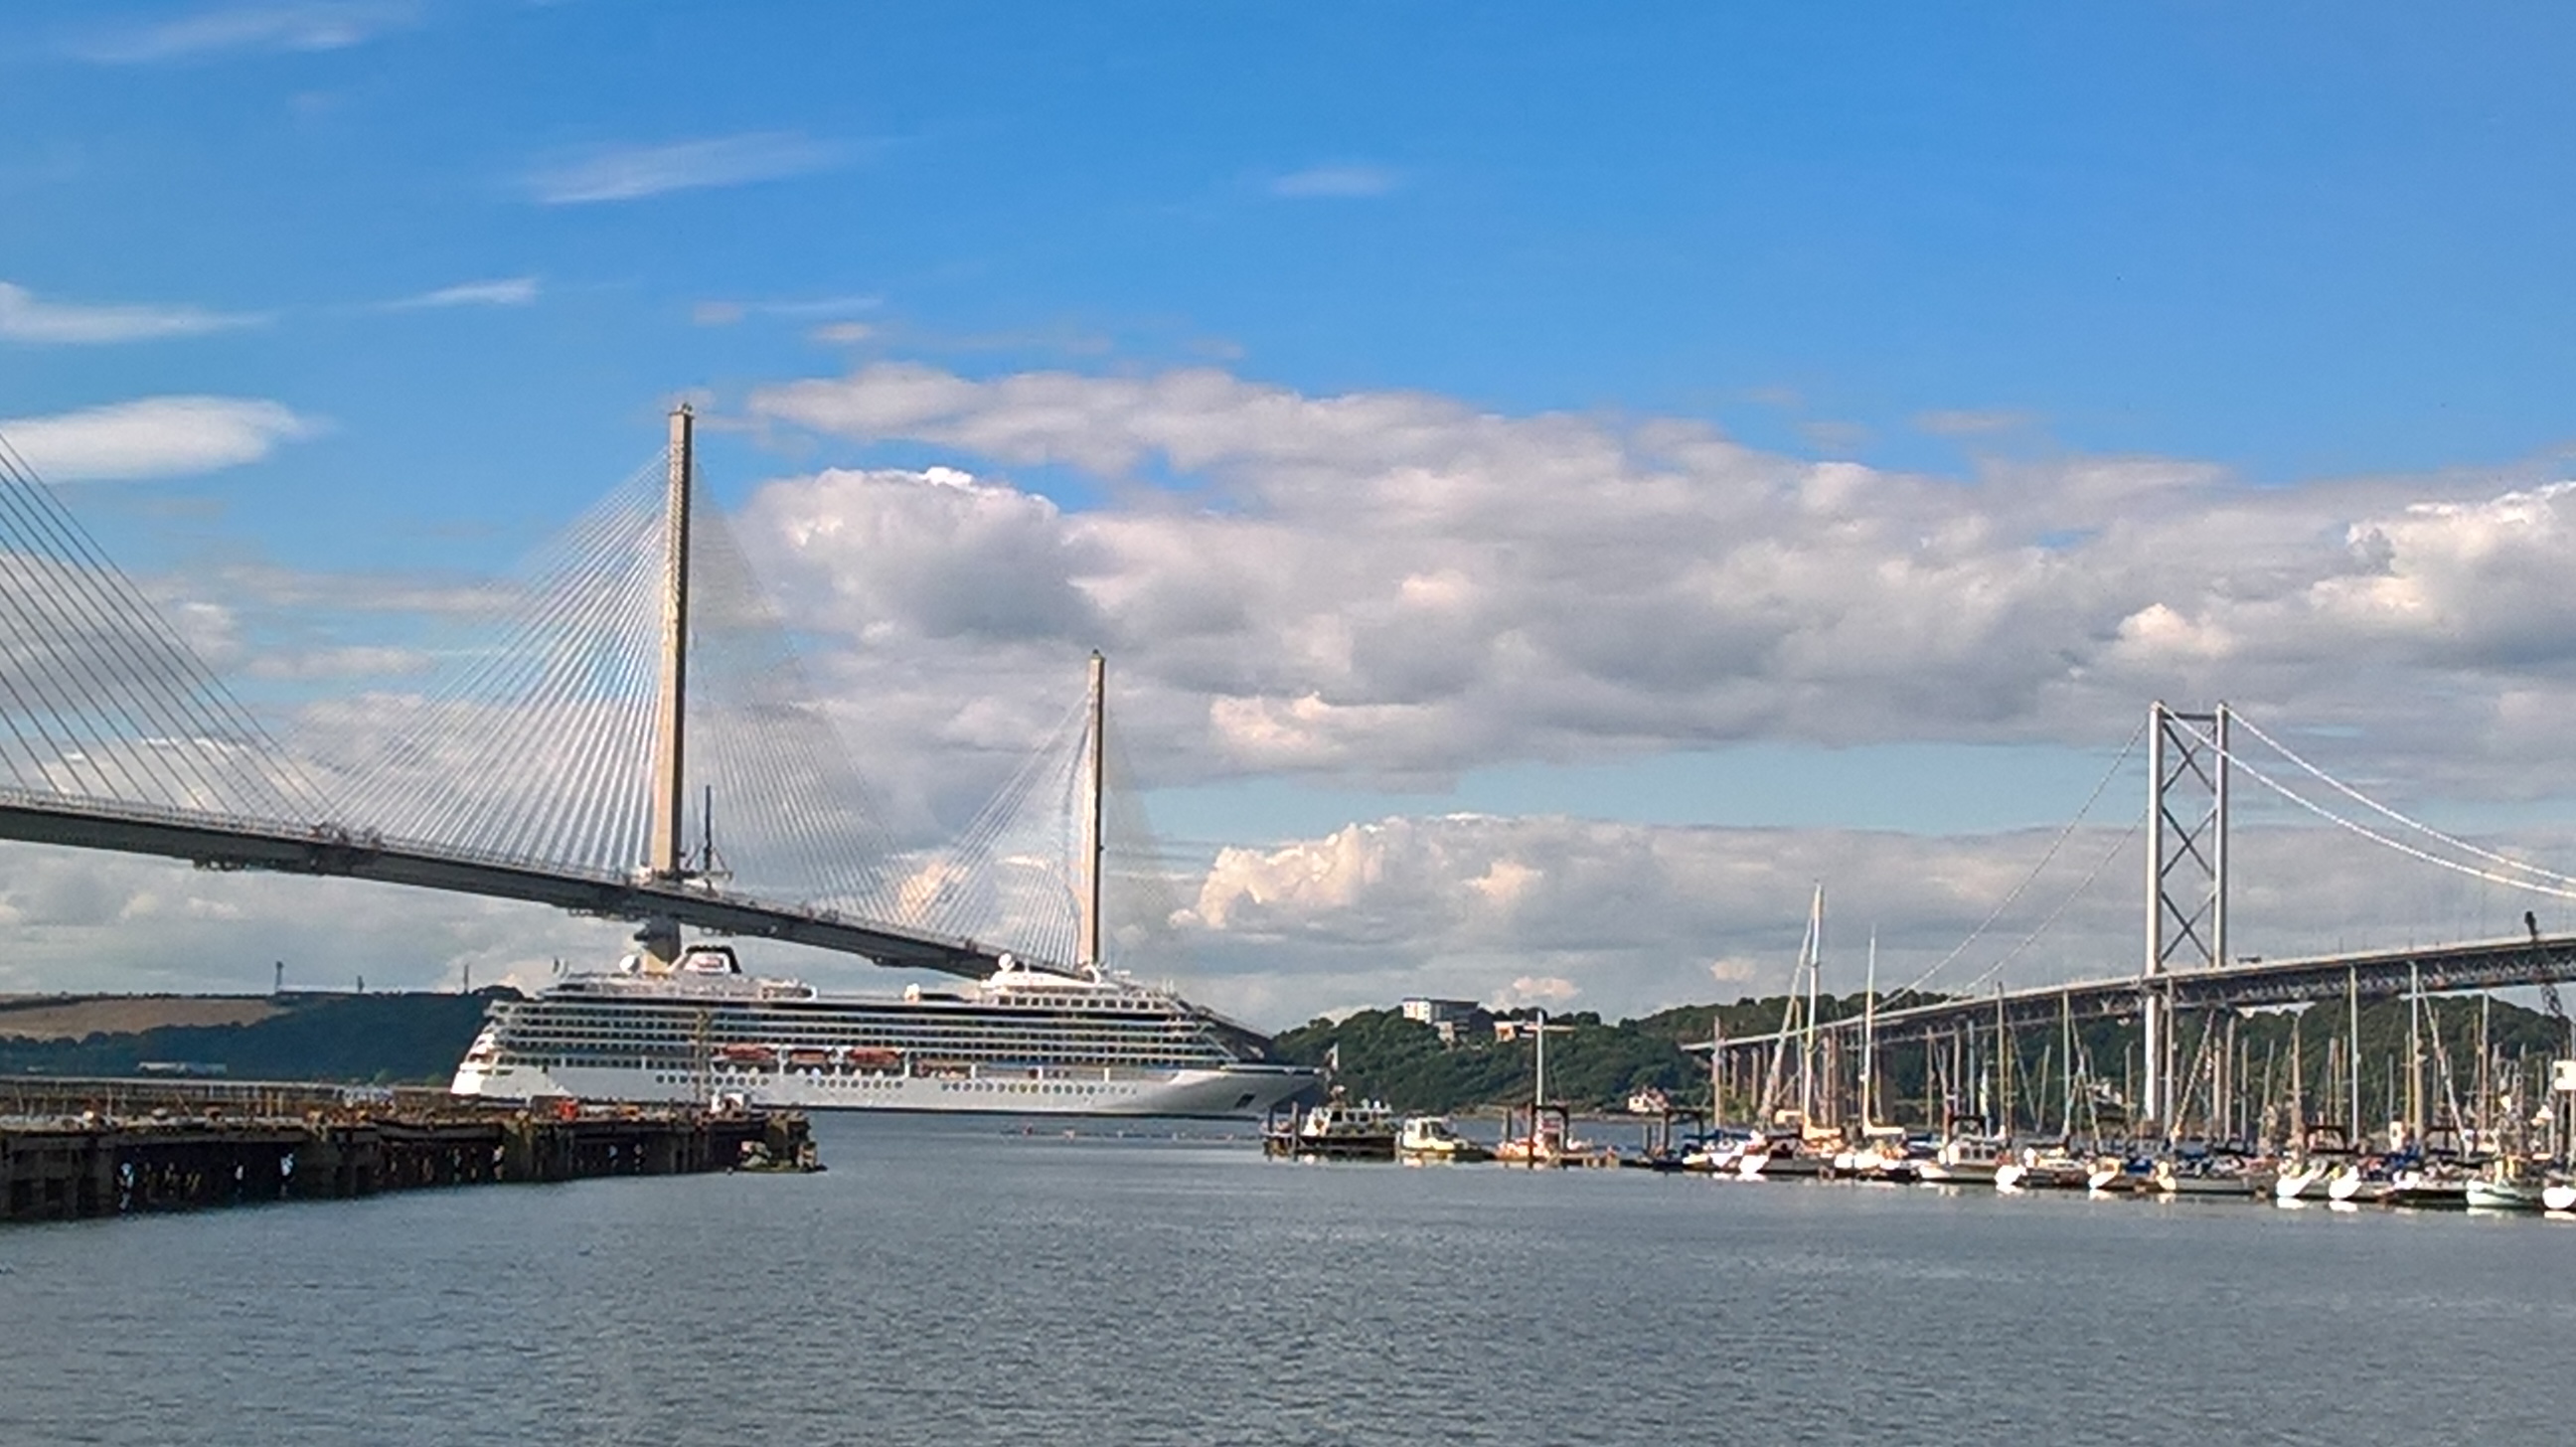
[
  {"left": 1265, "top": 1094, "right": 1399, "bottom": 1160},
  {"left": 1395, "top": 1115, "right": 1492, "bottom": 1164}
]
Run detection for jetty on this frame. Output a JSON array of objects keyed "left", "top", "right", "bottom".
[{"left": 0, "top": 1076, "right": 813, "bottom": 1224}]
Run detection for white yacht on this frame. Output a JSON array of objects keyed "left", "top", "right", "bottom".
[{"left": 450, "top": 944, "right": 1315, "bottom": 1119}]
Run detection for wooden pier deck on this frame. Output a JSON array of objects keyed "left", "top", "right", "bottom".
[{"left": 0, "top": 1076, "right": 812, "bottom": 1224}]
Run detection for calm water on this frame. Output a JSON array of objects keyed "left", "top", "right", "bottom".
[{"left": 5, "top": 1114, "right": 2572, "bottom": 1445}]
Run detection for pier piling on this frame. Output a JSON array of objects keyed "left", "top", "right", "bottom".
[{"left": 0, "top": 1078, "right": 808, "bottom": 1224}]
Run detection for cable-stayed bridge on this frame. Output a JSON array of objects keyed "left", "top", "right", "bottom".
[{"left": 0, "top": 409, "right": 1106, "bottom": 982}]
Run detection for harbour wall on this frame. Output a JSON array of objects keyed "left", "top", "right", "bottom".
[{"left": 0, "top": 1076, "right": 808, "bottom": 1224}]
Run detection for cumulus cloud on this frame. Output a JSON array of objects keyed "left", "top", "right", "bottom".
[
  {"left": 1148, "top": 810, "right": 2566, "bottom": 1026},
  {"left": 0, "top": 280, "right": 263, "bottom": 343},
  {"left": 741, "top": 361, "right": 2576, "bottom": 806},
  {"left": 525, "top": 133, "right": 851, "bottom": 205},
  {"left": 1, "top": 396, "right": 319, "bottom": 480},
  {"left": 66, "top": 1, "right": 418, "bottom": 64}
]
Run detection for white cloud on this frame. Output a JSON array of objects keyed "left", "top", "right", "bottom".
[
  {"left": 524, "top": 133, "right": 850, "bottom": 205},
  {"left": 736, "top": 360, "right": 2576, "bottom": 817},
  {"left": 1, "top": 397, "right": 319, "bottom": 480},
  {"left": 1147, "top": 809, "right": 2570, "bottom": 1026},
  {"left": 0, "top": 280, "right": 263, "bottom": 344},
  {"left": 1495, "top": 975, "right": 1579, "bottom": 1009},
  {"left": 14, "top": 360, "right": 2556, "bottom": 1025},
  {"left": 1270, "top": 163, "right": 1403, "bottom": 199},
  {"left": 67, "top": 1, "right": 418, "bottom": 64},
  {"left": 385, "top": 276, "right": 540, "bottom": 309}
]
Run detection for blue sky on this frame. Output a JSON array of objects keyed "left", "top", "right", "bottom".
[{"left": 6, "top": 2, "right": 2576, "bottom": 1019}]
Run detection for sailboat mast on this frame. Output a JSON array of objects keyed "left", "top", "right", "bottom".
[
  {"left": 2407, "top": 961, "right": 2424, "bottom": 1148},
  {"left": 2059, "top": 989, "right": 2076, "bottom": 1139},
  {"left": 1799, "top": 884, "right": 1822, "bottom": 1125},
  {"left": 1534, "top": 1007, "right": 1549, "bottom": 1110},
  {"left": 1076, "top": 650, "right": 1106, "bottom": 970},
  {"left": 1860, "top": 933, "right": 1877, "bottom": 1128},
  {"left": 2289, "top": 1011, "right": 2304, "bottom": 1151}
]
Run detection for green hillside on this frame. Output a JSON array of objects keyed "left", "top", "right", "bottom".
[
  {"left": 0, "top": 990, "right": 511, "bottom": 1084},
  {"left": 1274, "top": 991, "right": 2574, "bottom": 1124}
]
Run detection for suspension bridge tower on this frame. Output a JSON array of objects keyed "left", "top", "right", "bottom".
[{"left": 2144, "top": 701, "right": 2229, "bottom": 1135}]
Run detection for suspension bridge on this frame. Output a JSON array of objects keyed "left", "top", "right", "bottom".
[
  {"left": 0, "top": 408, "right": 1117, "bottom": 984},
  {"left": 1705, "top": 705, "right": 2576, "bottom": 1133}
]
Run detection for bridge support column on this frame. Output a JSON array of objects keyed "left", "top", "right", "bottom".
[
  {"left": 640, "top": 404, "right": 696, "bottom": 972},
  {"left": 2145, "top": 701, "right": 2228, "bottom": 1137}
]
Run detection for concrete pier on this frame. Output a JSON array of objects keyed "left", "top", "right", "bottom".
[{"left": 0, "top": 1077, "right": 812, "bottom": 1224}]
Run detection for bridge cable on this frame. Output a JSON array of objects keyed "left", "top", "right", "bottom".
[
  {"left": 0, "top": 429, "right": 329, "bottom": 821},
  {"left": 1884, "top": 715, "right": 2151, "bottom": 1003},
  {"left": 2226, "top": 711, "right": 2576, "bottom": 891},
  {"left": 2168, "top": 715, "right": 2576, "bottom": 902}
]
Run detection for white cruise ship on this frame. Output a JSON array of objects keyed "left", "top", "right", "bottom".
[{"left": 449, "top": 943, "right": 1316, "bottom": 1118}]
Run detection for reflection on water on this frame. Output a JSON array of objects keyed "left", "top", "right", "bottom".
[{"left": 5, "top": 1112, "right": 2572, "bottom": 1445}]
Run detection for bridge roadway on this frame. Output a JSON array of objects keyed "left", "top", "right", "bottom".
[
  {"left": 1713, "top": 932, "right": 2576, "bottom": 1050},
  {"left": 0, "top": 791, "right": 1003, "bottom": 980}
]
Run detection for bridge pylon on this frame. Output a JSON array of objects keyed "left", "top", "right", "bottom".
[
  {"left": 637, "top": 402, "right": 696, "bottom": 972},
  {"left": 2144, "top": 701, "right": 2229, "bottom": 1136}
]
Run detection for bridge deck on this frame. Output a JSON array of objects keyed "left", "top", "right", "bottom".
[
  {"left": 0, "top": 794, "right": 1002, "bottom": 979},
  {"left": 1707, "top": 933, "right": 2576, "bottom": 1050}
]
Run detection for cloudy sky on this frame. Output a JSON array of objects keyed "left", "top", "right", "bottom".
[{"left": 5, "top": 2, "right": 2576, "bottom": 1026}]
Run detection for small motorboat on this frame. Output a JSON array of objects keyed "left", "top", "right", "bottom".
[
  {"left": 1264, "top": 1095, "right": 1398, "bottom": 1161},
  {"left": 1395, "top": 1115, "right": 1492, "bottom": 1165}
]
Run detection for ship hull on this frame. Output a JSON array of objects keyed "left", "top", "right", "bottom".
[{"left": 454, "top": 1056, "right": 1312, "bottom": 1119}]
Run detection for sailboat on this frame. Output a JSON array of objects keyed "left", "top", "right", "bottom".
[
  {"left": 1494, "top": 1009, "right": 1613, "bottom": 1168},
  {"left": 1828, "top": 934, "right": 1920, "bottom": 1183},
  {"left": 1742, "top": 886, "right": 1834, "bottom": 1180}
]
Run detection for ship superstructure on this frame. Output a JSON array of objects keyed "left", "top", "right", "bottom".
[{"left": 451, "top": 944, "right": 1313, "bottom": 1117}]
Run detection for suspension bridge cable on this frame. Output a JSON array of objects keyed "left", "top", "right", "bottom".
[
  {"left": 1950, "top": 811, "right": 2146, "bottom": 998},
  {"left": 1886, "top": 715, "right": 2151, "bottom": 1000},
  {"left": 2168, "top": 715, "right": 2576, "bottom": 902},
  {"left": 2227, "top": 710, "right": 2576, "bottom": 890}
]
